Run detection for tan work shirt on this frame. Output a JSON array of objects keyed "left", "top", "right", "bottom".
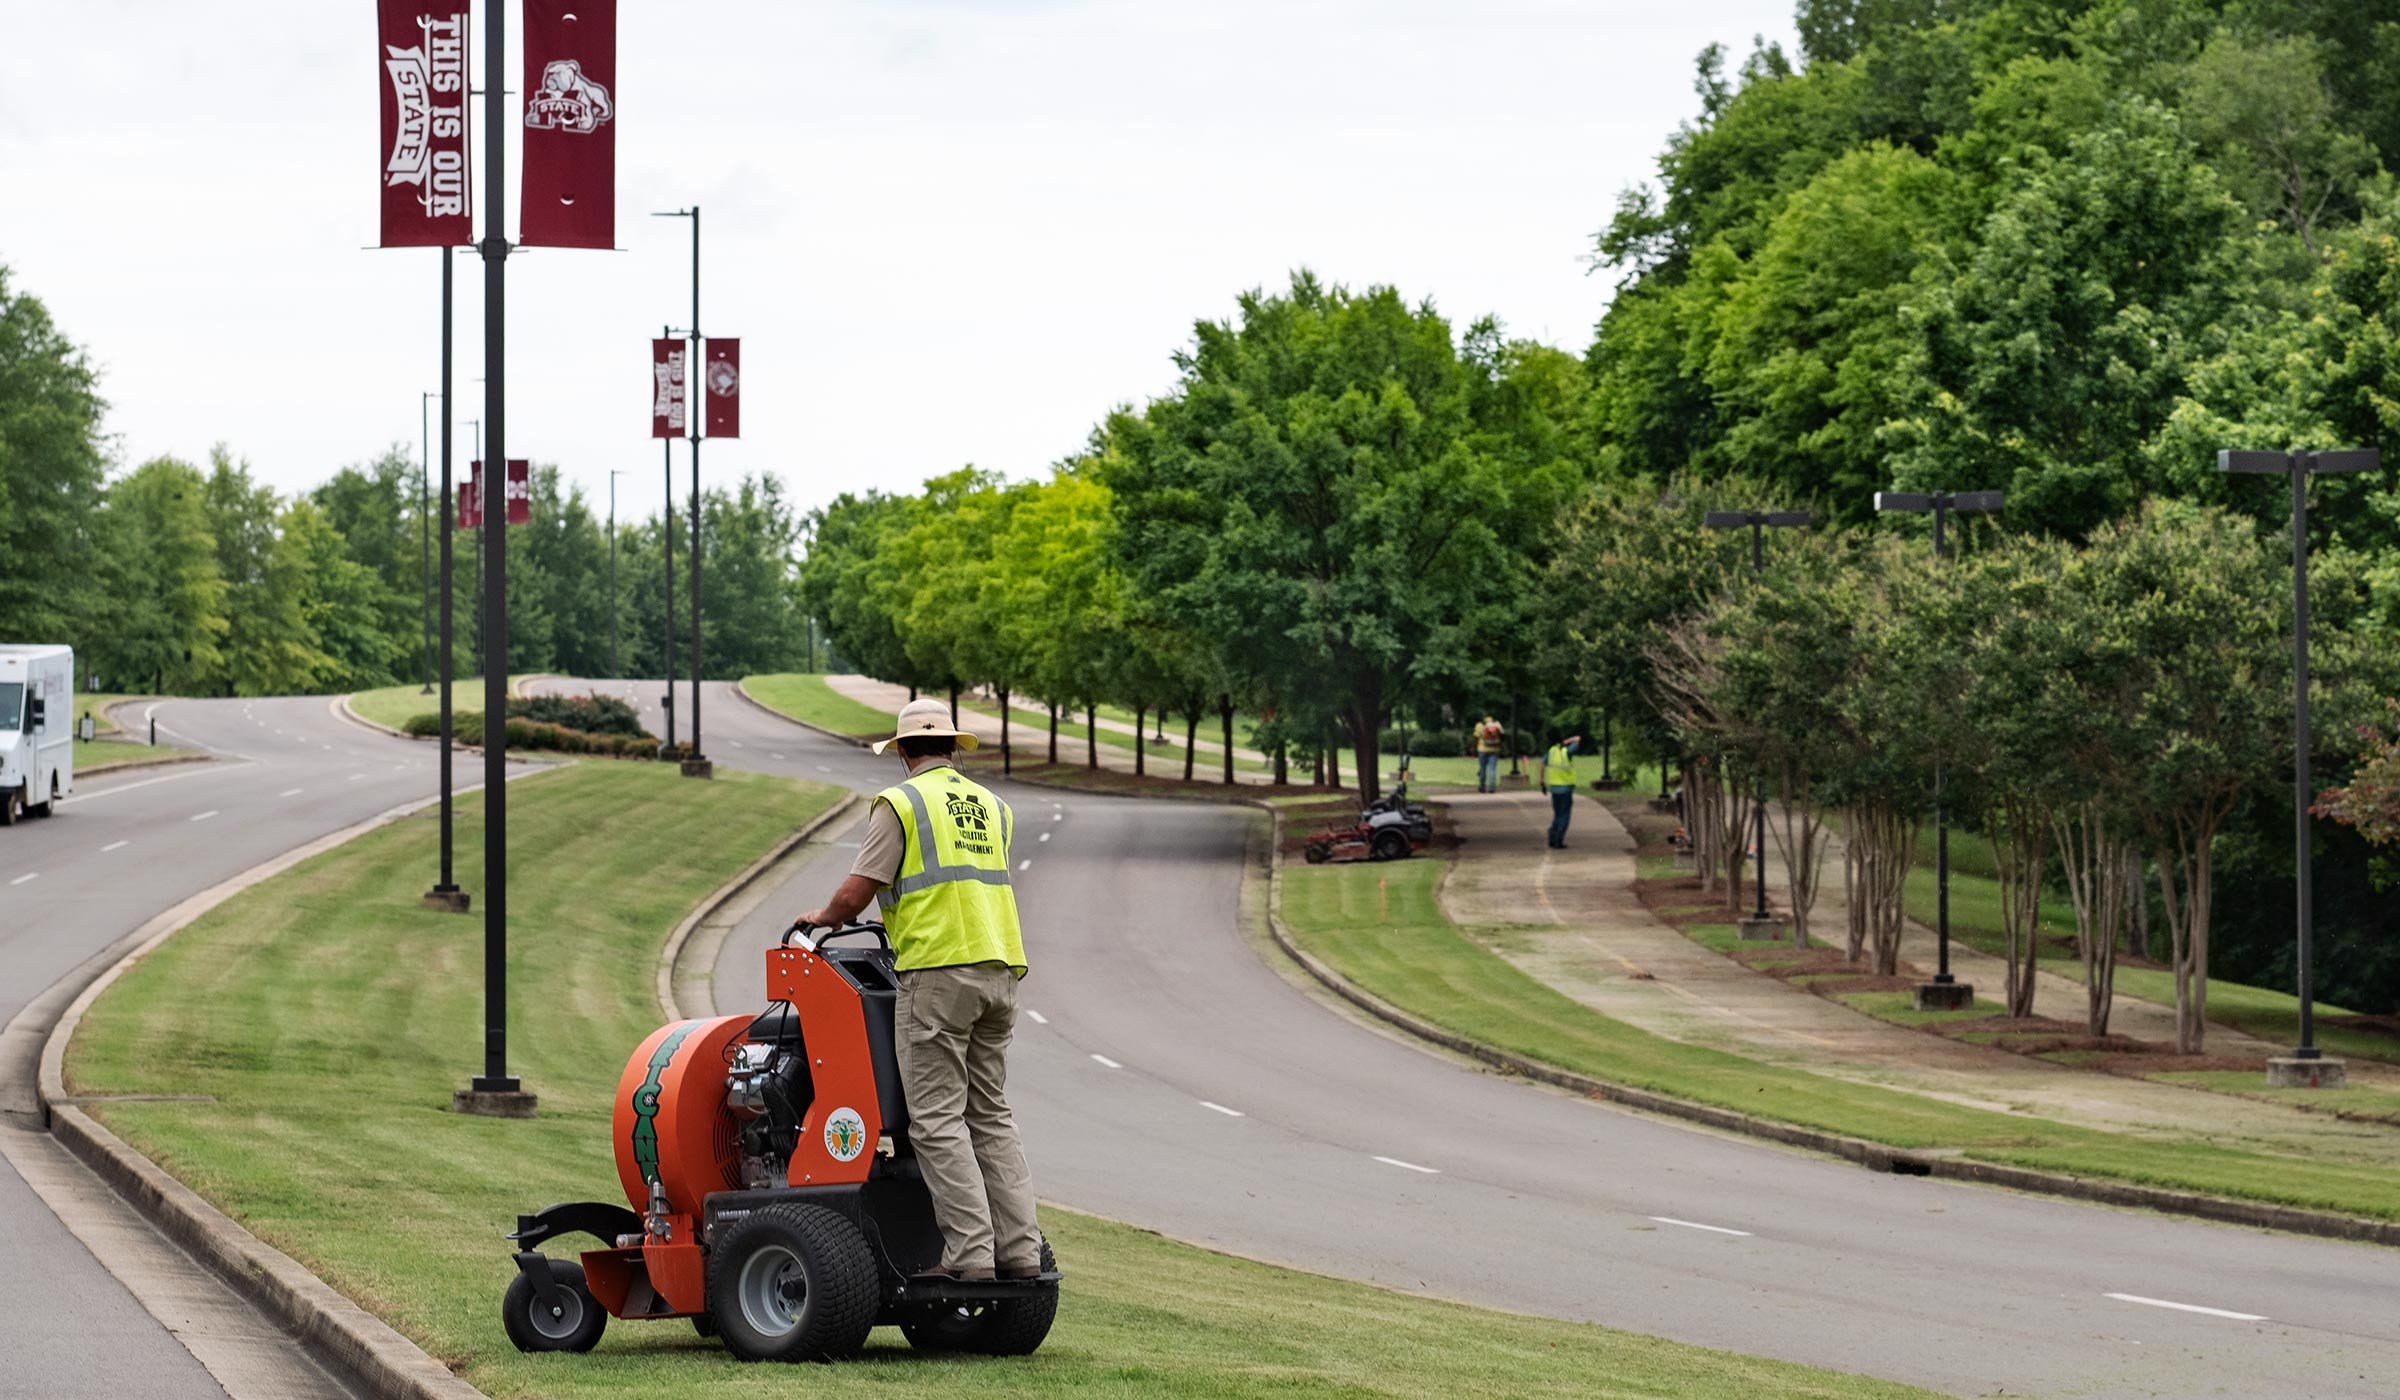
[{"left": 850, "top": 756, "right": 955, "bottom": 884}]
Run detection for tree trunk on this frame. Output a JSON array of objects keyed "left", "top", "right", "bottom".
[
  {"left": 1717, "top": 770, "right": 1752, "bottom": 914},
  {"left": 947, "top": 683, "right": 959, "bottom": 726},
  {"left": 1047, "top": 703, "right": 1058, "bottom": 764},
  {"left": 2056, "top": 805, "right": 2129, "bottom": 1038},
  {"left": 1764, "top": 784, "right": 1827, "bottom": 950},
  {"left": 1134, "top": 704, "right": 1146, "bottom": 777},
  {"left": 1992, "top": 798, "right": 2047, "bottom": 1019},
  {"left": 1183, "top": 710, "right": 1198, "bottom": 781},
  {"left": 1273, "top": 739, "right": 1288, "bottom": 786},
  {"left": 1327, "top": 725, "right": 1342, "bottom": 790},
  {"left": 1348, "top": 681, "right": 1381, "bottom": 804},
  {"left": 1000, "top": 687, "right": 1011, "bottom": 777},
  {"left": 1843, "top": 807, "right": 1867, "bottom": 963},
  {"left": 1220, "top": 694, "right": 1236, "bottom": 785},
  {"left": 1086, "top": 706, "right": 1098, "bottom": 769}
]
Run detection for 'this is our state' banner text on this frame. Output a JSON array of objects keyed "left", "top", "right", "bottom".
[
  {"left": 704, "top": 338, "right": 740, "bottom": 439},
  {"left": 652, "top": 339, "right": 687, "bottom": 438},
  {"left": 521, "top": 0, "right": 616, "bottom": 249},
  {"left": 377, "top": 3, "right": 472, "bottom": 247},
  {"left": 459, "top": 460, "right": 482, "bottom": 529}
]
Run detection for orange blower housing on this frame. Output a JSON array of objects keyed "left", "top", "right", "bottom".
[{"left": 500, "top": 922, "right": 1060, "bottom": 1363}]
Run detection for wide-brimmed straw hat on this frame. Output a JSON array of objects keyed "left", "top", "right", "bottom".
[{"left": 871, "top": 696, "right": 982, "bottom": 755}]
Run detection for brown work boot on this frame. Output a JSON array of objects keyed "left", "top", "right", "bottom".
[
  {"left": 998, "top": 1261, "right": 1042, "bottom": 1280},
  {"left": 918, "top": 1264, "right": 996, "bottom": 1282}
]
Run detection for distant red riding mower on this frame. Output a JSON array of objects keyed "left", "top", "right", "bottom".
[
  {"left": 1301, "top": 782, "right": 1433, "bottom": 864},
  {"left": 500, "top": 921, "right": 1061, "bottom": 1362}
]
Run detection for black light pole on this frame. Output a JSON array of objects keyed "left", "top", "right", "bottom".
[
  {"left": 1874, "top": 489, "right": 2002, "bottom": 1008},
  {"left": 425, "top": 249, "right": 466, "bottom": 915},
  {"left": 2220, "top": 447, "right": 2379, "bottom": 1087},
  {"left": 466, "top": 417, "right": 484, "bottom": 678},
  {"left": 1704, "top": 509, "right": 1812, "bottom": 934},
  {"left": 418, "top": 389, "right": 438, "bottom": 694},
  {"left": 460, "top": 0, "right": 525, "bottom": 1112},
  {"left": 608, "top": 469, "right": 625, "bottom": 678},
  {"left": 659, "top": 324, "right": 678, "bottom": 754},
  {"left": 653, "top": 207, "right": 709, "bottom": 777}
]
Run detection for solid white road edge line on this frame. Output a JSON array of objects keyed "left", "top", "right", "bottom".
[
  {"left": 1373, "top": 1155, "right": 1440, "bottom": 1175},
  {"left": 1200, "top": 1101, "right": 1244, "bottom": 1117},
  {"left": 71, "top": 764, "right": 248, "bottom": 803},
  {"left": 1024, "top": 1010, "right": 1048, "bottom": 1025},
  {"left": 1649, "top": 1216, "right": 1753, "bottom": 1237},
  {"left": 2103, "top": 1293, "right": 2267, "bottom": 1321},
  {"left": 1090, "top": 1054, "right": 1122, "bottom": 1069}
]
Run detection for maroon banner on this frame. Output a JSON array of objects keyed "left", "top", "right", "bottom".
[
  {"left": 459, "top": 460, "right": 483, "bottom": 529},
  {"left": 521, "top": 0, "right": 616, "bottom": 249},
  {"left": 704, "top": 338, "right": 740, "bottom": 439},
  {"left": 652, "top": 339, "right": 687, "bottom": 439},
  {"left": 505, "top": 459, "right": 532, "bottom": 525},
  {"left": 377, "top": 3, "right": 472, "bottom": 247}
]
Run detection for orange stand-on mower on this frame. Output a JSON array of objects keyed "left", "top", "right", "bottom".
[{"left": 499, "top": 922, "right": 1061, "bottom": 1362}]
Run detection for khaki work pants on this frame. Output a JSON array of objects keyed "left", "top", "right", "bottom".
[{"left": 896, "top": 961, "right": 1042, "bottom": 1273}]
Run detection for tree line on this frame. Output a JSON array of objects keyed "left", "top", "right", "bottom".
[{"left": 0, "top": 267, "right": 815, "bottom": 695}]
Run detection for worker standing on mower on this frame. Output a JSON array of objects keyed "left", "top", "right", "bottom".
[
  {"left": 1540, "top": 732, "right": 1583, "bottom": 849},
  {"left": 796, "top": 698, "right": 1043, "bottom": 1283}
]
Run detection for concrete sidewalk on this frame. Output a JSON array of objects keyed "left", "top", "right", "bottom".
[{"left": 1434, "top": 790, "right": 2400, "bottom": 1163}]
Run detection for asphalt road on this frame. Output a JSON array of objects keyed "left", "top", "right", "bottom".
[
  {"left": 0, "top": 694, "right": 498, "bottom": 1400},
  {"left": 547, "top": 676, "right": 2400, "bottom": 1400}
]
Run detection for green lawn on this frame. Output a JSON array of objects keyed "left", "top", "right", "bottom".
[
  {"left": 740, "top": 672, "right": 893, "bottom": 738},
  {"left": 1278, "top": 855, "right": 2400, "bottom": 1220},
  {"left": 63, "top": 761, "right": 1933, "bottom": 1400},
  {"left": 75, "top": 740, "right": 185, "bottom": 771},
  {"left": 350, "top": 677, "right": 507, "bottom": 732}
]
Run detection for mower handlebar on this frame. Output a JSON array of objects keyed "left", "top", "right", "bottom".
[{"left": 784, "top": 919, "right": 893, "bottom": 953}]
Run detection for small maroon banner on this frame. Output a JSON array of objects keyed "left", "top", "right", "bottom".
[
  {"left": 704, "top": 338, "right": 740, "bottom": 439},
  {"left": 505, "top": 459, "right": 531, "bottom": 525},
  {"left": 652, "top": 339, "right": 687, "bottom": 439},
  {"left": 460, "top": 459, "right": 483, "bottom": 529},
  {"left": 520, "top": 0, "right": 616, "bottom": 249},
  {"left": 377, "top": 2, "right": 473, "bottom": 247}
]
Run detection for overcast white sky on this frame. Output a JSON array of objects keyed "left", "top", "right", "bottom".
[{"left": 0, "top": 1, "right": 1798, "bottom": 524}]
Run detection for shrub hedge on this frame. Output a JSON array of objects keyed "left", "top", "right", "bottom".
[{"left": 401, "top": 709, "right": 661, "bottom": 760}]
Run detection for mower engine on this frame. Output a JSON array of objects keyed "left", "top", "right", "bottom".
[{"left": 499, "top": 921, "right": 1060, "bottom": 1364}]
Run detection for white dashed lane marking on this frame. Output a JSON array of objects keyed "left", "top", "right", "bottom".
[
  {"left": 1018, "top": 860, "right": 1031, "bottom": 871},
  {"left": 1089, "top": 1054, "right": 1122, "bottom": 1070},
  {"left": 190, "top": 811, "right": 219, "bottom": 823},
  {"left": 1051, "top": 813, "right": 1062, "bottom": 822},
  {"left": 1373, "top": 1156, "right": 1440, "bottom": 1175},
  {"left": 1199, "top": 1101, "right": 1244, "bottom": 1118},
  {"left": 771, "top": 753, "right": 785, "bottom": 761},
  {"left": 10, "top": 873, "right": 36, "bottom": 886},
  {"left": 101, "top": 841, "right": 128, "bottom": 853},
  {"left": 1038, "top": 832, "right": 1050, "bottom": 843},
  {"left": 1649, "top": 1217, "right": 1752, "bottom": 1238},
  {"left": 279, "top": 788, "right": 303, "bottom": 797},
  {"left": 2104, "top": 1293, "right": 2266, "bottom": 1322},
  {"left": 1024, "top": 1010, "right": 1048, "bottom": 1025}
]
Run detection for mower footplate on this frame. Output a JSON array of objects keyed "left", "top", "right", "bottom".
[{"left": 894, "top": 1272, "right": 1063, "bottom": 1305}]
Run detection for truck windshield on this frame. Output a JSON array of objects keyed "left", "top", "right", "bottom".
[{"left": 0, "top": 683, "right": 19, "bottom": 732}]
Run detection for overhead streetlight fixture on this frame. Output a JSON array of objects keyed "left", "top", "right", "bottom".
[
  {"left": 1876, "top": 487, "right": 2003, "bottom": 1010},
  {"left": 1703, "top": 508, "right": 1814, "bottom": 941},
  {"left": 2220, "top": 446, "right": 2381, "bottom": 1089}
]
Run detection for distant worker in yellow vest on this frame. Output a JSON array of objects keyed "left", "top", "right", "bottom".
[
  {"left": 797, "top": 697, "right": 1039, "bottom": 1282},
  {"left": 1539, "top": 732, "right": 1584, "bottom": 849},
  {"left": 1474, "top": 715, "right": 1506, "bottom": 793}
]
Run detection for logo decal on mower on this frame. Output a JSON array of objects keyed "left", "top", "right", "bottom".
[
  {"left": 824, "top": 1106, "right": 868, "bottom": 1162},
  {"left": 630, "top": 1021, "right": 698, "bottom": 1189}
]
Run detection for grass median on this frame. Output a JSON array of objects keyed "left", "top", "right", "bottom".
[
  {"left": 350, "top": 676, "right": 509, "bottom": 732},
  {"left": 1279, "top": 853, "right": 2400, "bottom": 1221},
  {"left": 63, "top": 760, "right": 1935, "bottom": 1400},
  {"left": 740, "top": 671, "right": 892, "bottom": 738}
]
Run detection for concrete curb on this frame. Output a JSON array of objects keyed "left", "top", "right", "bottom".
[
  {"left": 657, "top": 791, "right": 863, "bottom": 1020},
  {"left": 334, "top": 692, "right": 415, "bottom": 741},
  {"left": 731, "top": 677, "right": 877, "bottom": 748},
  {"left": 77, "top": 750, "right": 211, "bottom": 779},
  {"left": 17, "top": 778, "right": 559, "bottom": 1400},
  {"left": 1258, "top": 808, "right": 2400, "bottom": 1251}
]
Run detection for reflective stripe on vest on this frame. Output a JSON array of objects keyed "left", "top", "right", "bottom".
[
  {"left": 1545, "top": 744, "right": 1576, "bottom": 786},
  {"left": 875, "top": 767, "right": 1027, "bottom": 975}
]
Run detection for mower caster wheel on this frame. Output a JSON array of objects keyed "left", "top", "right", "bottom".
[
  {"left": 1302, "top": 842, "right": 1331, "bottom": 865},
  {"left": 502, "top": 1258, "right": 606, "bottom": 1353},
  {"left": 900, "top": 1238, "right": 1059, "bottom": 1356},
  {"left": 1371, "top": 829, "right": 1411, "bottom": 861},
  {"left": 691, "top": 1312, "right": 719, "bottom": 1339},
  {"left": 707, "top": 1202, "right": 878, "bottom": 1362}
]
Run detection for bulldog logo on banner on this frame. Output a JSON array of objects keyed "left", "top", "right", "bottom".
[
  {"left": 376, "top": 3, "right": 472, "bottom": 247},
  {"left": 521, "top": 0, "right": 617, "bottom": 249},
  {"left": 704, "top": 338, "right": 740, "bottom": 439},
  {"left": 463, "top": 461, "right": 531, "bottom": 526}
]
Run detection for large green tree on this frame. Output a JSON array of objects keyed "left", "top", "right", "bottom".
[{"left": 0, "top": 267, "right": 108, "bottom": 643}]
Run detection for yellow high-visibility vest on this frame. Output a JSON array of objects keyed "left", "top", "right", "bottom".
[
  {"left": 1544, "top": 743, "right": 1577, "bottom": 788},
  {"left": 876, "top": 767, "right": 1027, "bottom": 975}
]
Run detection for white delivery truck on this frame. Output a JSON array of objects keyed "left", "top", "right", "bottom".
[{"left": 0, "top": 645, "right": 73, "bottom": 824}]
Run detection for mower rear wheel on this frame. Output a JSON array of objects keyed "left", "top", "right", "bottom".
[
  {"left": 707, "top": 1202, "right": 878, "bottom": 1363},
  {"left": 502, "top": 1258, "right": 606, "bottom": 1353},
  {"left": 1302, "top": 842, "right": 1331, "bottom": 865},
  {"left": 898, "top": 1237, "right": 1059, "bottom": 1356},
  {"left": 1370, "top": 829, "right": 1411, "bottom": 861}
]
